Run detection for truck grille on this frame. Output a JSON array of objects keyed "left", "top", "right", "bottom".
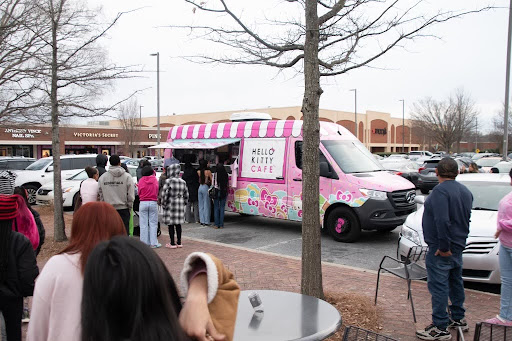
[
  {"left": 389, "top": 190, "right": 416, "bottom": 209},
  {"left": 463, "top": 241, "right": 498, "bottom": 255}
]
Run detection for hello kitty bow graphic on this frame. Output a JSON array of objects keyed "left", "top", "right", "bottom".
[{"left": 336, "top": 190, "right": 353, "bottom": 203}]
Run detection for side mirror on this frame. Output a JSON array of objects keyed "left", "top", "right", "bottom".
[
  {"left": 414, "top": 196, "right": 425, "bottom": 205},
  {"left": 46, "top": 166, "right": 54, "bottom": 172},
  {"left": 320, "top": 161, "right": 331, "bottom": 178}
]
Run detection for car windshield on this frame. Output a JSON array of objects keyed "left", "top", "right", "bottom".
[
  {"left": 25, "top": 158, "right": 52, "bottom": 170},
  {"left": 68, "top": 170, "right": 88, "bottom": 181},
  {"left": 476, "top": 158, "right": 501, "bottom": 167},
  {"left": 322, "top": 140, "right": 383, "bottom": 173},
  {"left": 458, "top": 180, "right": 512, "bottom": 211}
]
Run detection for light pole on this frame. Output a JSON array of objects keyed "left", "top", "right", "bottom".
[
  {"left": 150, "top": 52, "right": 161, "bottom": 159},
  {"left": 503, "top": 0, "right": 512, "bottom": 161},
  {"left": 399, "top": 99, "right": 405, "bottom": 153},
  {"left": 139, "top": 105, "right": 143, "bottom": 127},
  {"left": 350, "top": 89, "right": 357, "bottom": 138}
]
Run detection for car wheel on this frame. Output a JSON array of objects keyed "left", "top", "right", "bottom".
[
  {"left": 326, "top": 206, "right": 361, "bottom": 242},
  {"left": 23, "top": 184, "right": 39, "bottom": 205},
  {"left": 420, "top": 189, "right": 429, "bottom": 195}
]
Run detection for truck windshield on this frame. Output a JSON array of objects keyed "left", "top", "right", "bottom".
[
  {"left": 322, "top": 140, "right": 383, "bottom": 173},
  {"left": 25, "top": 158, "right": 52, "bottom": 170}
]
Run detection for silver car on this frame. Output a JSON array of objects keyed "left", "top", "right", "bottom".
[{"left": 398, "top": 173, "right": 510, "bottom": 284}]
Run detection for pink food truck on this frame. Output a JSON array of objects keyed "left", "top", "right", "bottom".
[{"left": 163, "top": 114, "right": 416, "bottom": 242}]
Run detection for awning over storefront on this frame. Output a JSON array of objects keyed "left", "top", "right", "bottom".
[{"left": 149, "top": 138, "right": 240, "bottom": 149}]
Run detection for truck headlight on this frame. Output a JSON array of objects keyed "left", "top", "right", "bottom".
[
  {"left": 401, "top": 224, "right": 421, "bottom": 245},
  {"left": 360, "top": 188, "right": 387, "bottom": 200}
]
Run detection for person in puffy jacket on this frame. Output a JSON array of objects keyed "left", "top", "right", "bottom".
[
  {"left": 0, "top": 195, "right": 39, "bottom": 341},
  {"left": 98, "top": 155, "right": 134, "bottom": 235},
  {"left": 486, "top": 168, "right": 512, "bottom": 326},
  {"left": 137, "top": 166, "right": 160, "bottom": 248}
]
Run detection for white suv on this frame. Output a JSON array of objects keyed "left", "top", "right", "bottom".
[
  {"left": 408, "top": 150, "right": 433, "bottom": 162},
  {"left": 15, "top": 154, "right": 98, "bottom": 204}
]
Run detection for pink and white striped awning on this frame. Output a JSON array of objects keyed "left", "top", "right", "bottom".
[{"left": 166, "top": 120, "right": 337, "bottom": 141}]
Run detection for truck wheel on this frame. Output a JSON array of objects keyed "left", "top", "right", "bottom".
[
  {"left": 326, "top": 207, "right": 361, "bottom": 242},
  {"left": 23, "top": 184, "right": 39, "bottom": 205},
  {"left": 420, "top": 189, "right": 429, "bottom": 194}
]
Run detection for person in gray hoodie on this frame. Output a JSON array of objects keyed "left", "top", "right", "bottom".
[{"left": 98, "top": 155, "right": 134, "bottom": 235}]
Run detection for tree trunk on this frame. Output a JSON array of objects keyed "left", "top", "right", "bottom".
[
  {"left": 51, "top": 12, "right": 67, "bottom": 242},
  {"left": 301, "top": 0, "right": 323, "bottom": 300}
]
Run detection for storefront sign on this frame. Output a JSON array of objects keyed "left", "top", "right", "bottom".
[
  {"left": 241, "top": 138, "right": 285, "bottom": 179},
  {"left": 5, "top": 128, "right": 42, "bottom": 139},
  {"left": 372, "top": 128, "right": 387, "bottom": 135},
  {"left": 73, "top": 132, "right": 119, "bottom": 138},
  {"left": 149, "top": 133, "right": 162, "bottom": 139}
]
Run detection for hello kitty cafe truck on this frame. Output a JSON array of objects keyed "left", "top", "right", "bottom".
[{"left": 161, "top": 114, "right": 416, "bottom": 242}]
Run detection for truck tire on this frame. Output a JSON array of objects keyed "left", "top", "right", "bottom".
[
  {"left": 326, "top": 206, "right": 361, "bottom": 242},
  {"left": 23, "top": 184, "right": 39, "bottom": 205}
]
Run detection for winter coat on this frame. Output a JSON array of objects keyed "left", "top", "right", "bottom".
[
  {"left": 182, "top": 166, "right": 199, "bottom": 203},
  {"left": 0, "top": 231, "right": 39, "bottom": 298},
  {"left": 497, "top": 190, "right": 512, "bottom": 248},
  {"left": 138, "top": 174, "right": 159, "bottom": 202},
  {"left": 30, "top": 207, "right": 45, "bottom": 256},
  {"left": 161, "top": 164, "right": 189, "bottom": 225},
  {"left": 95, "top": 154, "right": 108, "bottom": 177},
  {"left": 98, "top": 166, "right": 135, "bottom": 211}
]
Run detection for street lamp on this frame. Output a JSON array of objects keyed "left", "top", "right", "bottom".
[
  {"left": 350, "top": 89, "right": 357, "bottom": 138},
  {"left": 139, "top": 105, "right": 143, "bottom": 127},
  {"left": 150, "top": 52, "right": 161, "bottom": 159},
  {"left": 503, "top": 0, "right": 512, "bottom": 160},
  {"left": 399, "top": 99, "right": 405, "bottom": 153}
]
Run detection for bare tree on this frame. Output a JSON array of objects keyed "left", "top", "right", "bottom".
[
  {"left": 176, "top": 0, "right": 493, "bottom": 298},
  {"left": 118, "top": 99, "right": 141, "bottom": 158},
  {"left": 490, "top": 104, "right": 512, "bottom": 153},
  {"left": 31, "top": 0, "right": 139, "bottom": 241},
  {"left": 411, "top": 90, "right": 477, "bottom": 152},
  {"left": 0, "top": 0, "right": 49, "bottom": 123}
]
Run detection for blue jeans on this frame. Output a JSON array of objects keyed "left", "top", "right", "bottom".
[
  {"left": 500, "top": 244, "right": 512, "bottom": 321},
  {"left": 425, "top": 248, "right": 465, "bottom": 329},
  {"left": 214, "top": 192, "right": 227, "bottom": 227},
  {"left": 139, "top": 201, "right": 158, "bottom": 246},
  {"left": 198, "top": 184, "right": 211, "bottom": 224}
]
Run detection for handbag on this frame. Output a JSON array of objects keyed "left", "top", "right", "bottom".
[
  {"left": 209, "top": 173, "right": 219, "bottom": 199},
  {"left": 74, "top": 180, "right": 84, "bottom": 212}
]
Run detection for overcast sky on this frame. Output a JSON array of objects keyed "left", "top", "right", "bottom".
[{"left": 93, "top": 0, "right": 507, "bottom": 133}]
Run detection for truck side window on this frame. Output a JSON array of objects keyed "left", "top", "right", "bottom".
[{"left": 295, "top": 141, "right": 331, "bottom": 172}]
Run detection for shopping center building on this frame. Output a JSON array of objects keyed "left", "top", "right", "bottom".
[{"left": 108, "top": 106, "right": 423, "bottom": 153}]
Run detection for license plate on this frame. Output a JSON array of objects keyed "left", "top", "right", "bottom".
[{"left": 427, "top": 172, "right": 436, "bottom": 177}]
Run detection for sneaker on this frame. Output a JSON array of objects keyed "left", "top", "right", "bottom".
[
  {"left": 151, "top": 243, "right": 162, "bottom": 249},
  {"left": 165, "top": 243, "right": 177, "bottom": 249},
  {"left": 448, "top": 318, "right": 469, "bottom": 332},
  {"left": 416, "top": 324, "right": 451, "bottom": 340},
  {"left": 22, "top": 308, "right": 30, "bottom": 323},
  {"left": 177, "top": 243, "right": 183, "bottom": 248},
  {"left": 485, "top": 315, "right": 512, "bottom": 326}
]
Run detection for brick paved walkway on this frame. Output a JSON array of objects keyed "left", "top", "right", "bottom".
[{"left": 155, "top": 236, "right": 500, "bottom": 341}]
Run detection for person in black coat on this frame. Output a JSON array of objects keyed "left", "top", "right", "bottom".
[
  {"left": 0, "top": 195, "right": 39, "bottom": 341},
  {"left": 96, "top": 154, "right": 108, "bottom": 177},
  {"left": 213, "top": 159, "right": 229, "bottom": 229},
  {"left": 182, "top": 160, "right": 200, "bottom": 224}
]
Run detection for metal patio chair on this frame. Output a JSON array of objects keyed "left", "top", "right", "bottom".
[
  {"left": 457, "top": 321, "right": 512, "bottom": 341},
  {"left": 375, "top": 245, "right": 428, "bottom": 323},
  {"left": 342, "top": 325, "right": 398, "bottom": 341}
]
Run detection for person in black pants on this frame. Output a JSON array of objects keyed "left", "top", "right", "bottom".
[{"left": 0, "top": 195, "right": 39, "bottom": 341}]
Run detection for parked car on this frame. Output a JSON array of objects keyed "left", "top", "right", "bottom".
[
  {"left": 490, "top": 161, "right": 512, "bottom": 174},
  {"left": 36, "top": 165, "right": 145, "bottom": 208},
  {"left": 399, "top": 173, "right": 508, "bottom": 284},
  {"left": 381, "top": 160, "right": 420, "bottom": 187},
  {"left": 408, "top": 150, "right": 433, "bottom": 163},
  {"left": 14, "top": 154, "right": 98, "bottom": 204},
  {"left": 472, "top": 152, "right": 496, "bottom": 161},
  {"left": 150, "top": 159, "right": 164, "bottom": 172},
  {"left": 0, "top": 156, "right": 35, "bottom": 170},
  {"left": 122, "top": 158, "right": 142, "bottom": 167},
  {"left": 416, "top": 158, "right": 469, "bottom": 194},
  {"left": 476, "top": 157, "right": 503, "bottom": 172}
]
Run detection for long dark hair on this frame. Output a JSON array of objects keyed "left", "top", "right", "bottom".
[
  {"left": 216, "top": 162, "right": 229, "bottom": 195},
  {"left": 198, "top": 159, "right": 208, "bottom": 185},
  {"left": 81, "top": 236, "right": 188, "bottom": 341},
  {"left": 0, "top": 220, "right": 12, "bottom": 285},
  {"left": 13, "top": 186, "right": 31, "bottom": 210}
]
